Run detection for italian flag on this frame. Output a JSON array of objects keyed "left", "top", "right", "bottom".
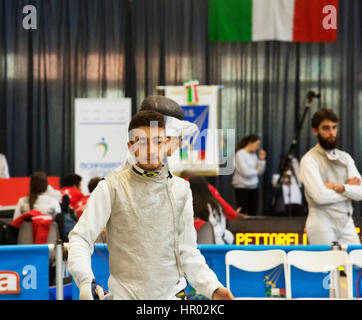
[{"left": 209, "top": 0, "right": 338, "bottom": 42}]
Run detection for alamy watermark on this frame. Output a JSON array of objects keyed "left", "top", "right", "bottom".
[
  {"left": 22, "top": 5, "right": 37, "bottom": 30},
  {"left": 322, "top": 5, "right": 337, "bottom": 30},
  {"left": 128, "top": 125, "right": 236, "bottom": 175}
]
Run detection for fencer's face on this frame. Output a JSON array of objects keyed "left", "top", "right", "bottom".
[
  {"left": 128, "top": 126, "right": 167, "bottom": 171},
  {"left": 313, "top": 119, "right": 338, "bottom": 150}
]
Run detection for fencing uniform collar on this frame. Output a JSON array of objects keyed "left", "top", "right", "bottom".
[
  {"left": 132, "top": 163, "right": 173, "bottom": 179},
  {"left": 132, "top": 164, "right": 162, "bottom": 177},
  {"left": 316, "top": 143, "right": 339, "bottom": 161}
]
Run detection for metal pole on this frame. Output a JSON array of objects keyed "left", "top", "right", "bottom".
[
  {"left": 331, "top": 242, "right": 341, "bottom": 298},
  {"left": 55, "top": 240, "right": 63, "bottom": 300}
]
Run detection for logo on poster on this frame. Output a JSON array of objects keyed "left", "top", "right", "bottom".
[{"left": 95, "top": 137, "right": 108, "bottom": 159}]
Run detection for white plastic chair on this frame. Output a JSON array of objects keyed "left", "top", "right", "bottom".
[
  {"left": 286, "top": 250, "right": 352, "bottom": 299},
  {"left": 196, "top": 221, "right": 216, "bottom": 244},
  {"left": 225, "top": 249, "right": 289, "bottom": 299},
  {"left": 17, "top": 221, "right": 60, "bottom": 244},
  {"left": 347, "top": 250, "right": 362, "bottom": 299}
]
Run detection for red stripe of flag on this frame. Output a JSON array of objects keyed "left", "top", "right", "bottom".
[{"left": 293, "top": 0, "right": 338, "bottom": 42}]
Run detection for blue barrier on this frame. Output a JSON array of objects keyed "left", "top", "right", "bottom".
[
  {"left": 2, "top": 243, "right": 361, "bottom": 299},
  {"left": 0, "top": 245, "right": 49, "bottom": 300},
  {"left": 75, "top": 244, "right": 351, "bottom": 299}
]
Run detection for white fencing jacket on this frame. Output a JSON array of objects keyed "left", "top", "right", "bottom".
[
  {"left": 300, "top": 143, "right": 362, "bottom": 229},
  {"left": 68, "top": 164, "right": 222, "bottom": 300}
]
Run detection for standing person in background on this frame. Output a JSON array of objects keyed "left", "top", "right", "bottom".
[
  {"left": 0, "top": 153, "right": 10, "bottom": 178},
  {"left": 13, "top": 172, "right": 61, "bottom": 220},
  {"left": 271, "top": 157, "right": 305, "bottom": 216},
  {"left": 232, "top": 134, "right": 266, "bottom": 215}
]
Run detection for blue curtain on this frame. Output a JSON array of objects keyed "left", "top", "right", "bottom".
[{"left": 1, "top": 0, "right": 361, "bottom": 215}]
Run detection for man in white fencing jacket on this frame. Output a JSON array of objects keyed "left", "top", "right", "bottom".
[
  {"left": 300, "top": 108, "right": 361, "bottom": 245},
  {"left": 68, "top": 110, "right": 233, "bottom": 300}
]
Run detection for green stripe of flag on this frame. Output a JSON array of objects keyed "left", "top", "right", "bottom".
[{"left": 209, "top": 0, "right": 252, "bottom": 42}]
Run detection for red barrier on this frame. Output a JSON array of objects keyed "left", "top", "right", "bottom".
[{"left": 0, "top": 177, "right": 60, "bottom": 206}]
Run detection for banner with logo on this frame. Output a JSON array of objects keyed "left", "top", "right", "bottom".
[
  {"left": 0, "top": 245, "right": 49, "bottom": 300},
  {"left": 75, "top": 98, "right": 132, "bottom": 193},
  {"left": 164, "top": 85, "right": 220, "bottom": 176}
]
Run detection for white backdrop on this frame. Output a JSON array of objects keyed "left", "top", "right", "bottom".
[{"left": 74, "top": 98, "right": 131, "bottom": 194}]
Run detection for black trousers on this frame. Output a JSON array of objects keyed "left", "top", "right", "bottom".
[{"left": 234, "top": 188, "right": 258, "bottom": 215}]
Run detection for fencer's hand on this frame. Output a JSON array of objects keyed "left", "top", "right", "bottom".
[
  {"left": 324, "top": 182, "right": 345, "bottom": 193},
  {"left": 259, "top": 149, "right": 266, "bottom": 161},
  {"left": 79, "top": 281, "right": 94, "bottom": 300},
  {"left": 334, "top": 184, "right": 346, "bottom": 193},
  {"left": 212, "top": 287, "right": 234, "bottom": 300},
  {"left": 346, "top": 177, "right": 361, "bottom": 186}
]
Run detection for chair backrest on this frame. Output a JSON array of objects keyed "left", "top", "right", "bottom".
[
  {"left": 349, "top": 250, "right": 362, "bottom": 268},
  {"left": 17, "top": 221, "right": 60, "bottom": 244},
  {"left": 225, "top": 249, "right": 289, "bottom": 297},
  {"left": 196, "top": 221, "right": 215, "bottom": 244},
  {"left": 287, "top": 250, "right": 352, "bottom": 299},
  {"left": 17, "top": 221, "right": 34, "bottom": 244},
  {"left": 287, "top": 250, "right": 348, "bottom": 273},
  {"left": 226, "top": 249, "right": 287, "bottom": 272},
  {"left": 348, "top": 250, "right": 362, "bottom": 299}
]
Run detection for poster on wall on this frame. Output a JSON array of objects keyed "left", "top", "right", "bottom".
[
  {"left": 75, "top": 98, "right": 131, "bottom": 194},
  {"left": 164, "top": 84, "right": 220, "bottom": 176}
]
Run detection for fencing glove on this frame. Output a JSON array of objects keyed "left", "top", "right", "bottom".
[{"left": 79, "top": 279, "right": 113, "bottom": 300}]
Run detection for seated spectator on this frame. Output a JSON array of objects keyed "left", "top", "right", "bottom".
[
  {"left": 44, "top": 185, "right": 63, "bottom": 202},
  {"left": 74, "top": 176, "right": 102, "bottom": 220},
  {"left": 60, "top": 173, "right": 85, "bottom": 210},
  {"left": 180, "top": 170, "right": 248, "bottom": 220},
  {"left": 13, "top": 172, "right": 61, "bottom": 220},
  {"left": 189, "top": 175, "right": 234, "bottom": 245}
]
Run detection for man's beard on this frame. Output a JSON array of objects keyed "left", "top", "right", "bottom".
[{"left": 318, "top": 133, "right": 338, "bottom": 150}]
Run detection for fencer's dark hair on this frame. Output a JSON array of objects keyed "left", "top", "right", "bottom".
[
  {"left": 62, "top": 173, "right": 82, "bottom": 188},
  {"left": 128, "top": 110, "right": 165, "bottom": 132},
  {"left": 311, "top": 108, "right": 338, "bottom": 129},
  {"left": 235, "top": 134, "right": 260, "bottom": 152},
  {"left": 128, "top": 110, "right": 166, "bottom": 141}
]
